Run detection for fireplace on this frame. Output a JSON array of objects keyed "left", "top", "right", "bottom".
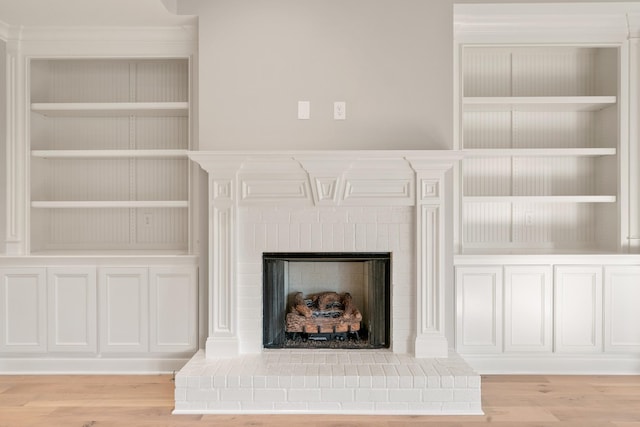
[
  {"left": 176, "top": 151, "right": 481, "bottom": 415},
  {"left": 263, "top": 252, "right": 391, "bottom": 349}
]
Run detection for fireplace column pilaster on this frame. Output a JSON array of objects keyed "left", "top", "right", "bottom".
[
  {"left": 190, "top": 155, "right": 245, "bottom": 359},
  {"left": 410, "top": 159, "right": 456, "bottom": 358}
]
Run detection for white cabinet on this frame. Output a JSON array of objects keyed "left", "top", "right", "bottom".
[
  {"left": 149, "top": 267, "right": 198, "bottom": 353},
  {"left": 504, "top": 266, "right": 552, "bottom": 353},
  {"left": 604, "top": 266, "right": 640, "bottom": 352},
  {"left": 554, "top": 266, "right": 603, "bottom": 353},
  {"left": 99, "top": 267, "right": 149, "bottom": 353},
  {"left": 459, "top": 46, "right": 620, "bottom": 253},
  {"left": 455, "top": 266, "right": 502, "bottom": 353},
  {"left": 0, "top": 268, "right": 46, "bottom": 352},
  {"left": 47, "top": 267, "right": 97, "bottom": 353},
  {"left": 29, "top": 58, "right": 190, "bottom": 254}
]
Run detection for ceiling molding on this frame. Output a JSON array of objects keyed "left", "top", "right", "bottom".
[{"left": 454, "top": 3, "right": 640, "bottom": 44}]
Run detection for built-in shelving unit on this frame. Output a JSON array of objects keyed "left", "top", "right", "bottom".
[
  {"left": 460, "top": 46, "right": 620, "bottom": 253},
  {"left": 29, "top": 58, "right": 190, "bottom": 254}
]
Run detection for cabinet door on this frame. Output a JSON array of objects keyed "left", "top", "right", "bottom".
[
  {"left": 554, "top": 266, "right": 603, "bottom": 353},
  {"left": 604, "top": 266, "right": 640, "bottom": 352},
  {"left": 149, "top": 266, "right": 197, "bottom": 353},
  {"left": 504, "top": 266, "right": 552, "bottom": 353},
  {"left": 99, "top": 267, "right": 149, "bottom": 353},
  {"left": 0, "top": 268, "right": 46, "bottom": 353},
  {"left": 47, "top": 267, "right": 97, "bottom": 353},
  {"left": 455, "top": 266, "right": 503, "bottom": 353}
]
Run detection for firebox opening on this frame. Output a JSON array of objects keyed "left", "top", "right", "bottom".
[{"left": 263, "top": 252, "right": 391, "bottom": 349}]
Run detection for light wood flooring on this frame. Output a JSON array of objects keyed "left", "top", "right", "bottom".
[{"left": 1, "top": 374, "right": 639, "bottom": 426}]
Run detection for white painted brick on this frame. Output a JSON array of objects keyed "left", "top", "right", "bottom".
[
  {"left": 454, "top": 389, "right": 481, "bottom": 403},
  {"left": 220, "top": 389, "right": 253, "bottom": 402},
  {"left": 389, "top": 389, "right": 421, "bottom": 403},
  {"left": 332, "top": 223, "right": 345, "bottom": 250},
  {"left": 319, "top": 210, "right": 348, "bottom": 223},
  {"left": 288, "top": 224, "right": 301, "bottom": 249},
  {"left": 291, "top": 376, "right": 305, "bottom": 388},
  {"left": 441, "top": 375, "right": 455, "bottom": 389},
  {"left": 186, "top": 388, "right": 219, "bottom": 401},
  {"left": 469, "top": 401, "right": 483, "bottom": 413},
  {"left": 239, "top": 376, "right": 253, "bottom": 388},
  {"left": 254, "top": 389, "right": 287, "bottom": 402},
  {"left": 174, "top": 387, "right": 187, "bottom": 402},
  {"left": 266, "top": 376, "right": 279, "bottom": 388},
  {"left": 278, "top": 376, "right": 292, "bottom": 388},
  {"left": 304, "top": 376, "right": 319, "bottom": 388},
  {"left": 359, "top": 376, "right": 372, "bottom": 388},
  {"left": 174, "top": 401, "right": 206, "bottom": 411},
  {"left": 371, "top": 375, "right": 385, "bottom": 388},
  {"left": 261, "top": 209, "right": 290, "bottom": 223},
  {"left": 341, "top": 402, "right": 376, "bottom": 412},
  {"left": 253, "top": 376, "right": 266, "bottom": 389},
  {"left": 187, "top": 376, "right": 200, "bottom": 389},
  {"left": 408, "top": 402, "right": 444, "bottom": 413},
  {"left": 320, "top": 388, "right": 354, "bottom": 402},
  {"left": 207, "top": 401, "right": 242, "bottom": 411},
  {"left": 274, "top": 402, "right": 308, "bottom": 411},
  {"left": 468, "top": 376, "right": 481, "bottom": 389},
  {"left": 355, "top": 223, "right": 367, "bottom": 250},
  {"left": 386, "top": 376, "right": 400, "bottom": 389},
  {"left": 307, "top": 402, "right": 342, "bottom": 411},
  {"left": 375, "top": 402, "right": 409, "bottom": 412},
  {"left": 311, "top": 223, "right": 323, "bottom": 248},
  {"left": 443, "top": 402, "right": 471, "bottom": 412},
  {"left": 175, "top": 375, "right": 187, "bottom": 388},
  {"left": 200, "top": 376, "right": 213, "bottom": 389},
  {"left": 355, "top": 389, "right": 388, "bottom": 403},
  {"left": 209, "top": 375, "right": 227, "bottom": 388},
  {"left": 454, "top": 376, "right": 468, "bottom": 388},
  {"left": 423, "top": 389, "right": 454, "bottom": 402},
  {"left": 345, "top": 376, "right": 358, "bottom": 388},
  {"left": 266, "top": 225, "right": 278, "bottom": 248},
  {"left": 299, "top": 223, "right": 312, "bottom": 250},
  {"left": 288, "top": 389, "right": 321, "bottom": 402},
  {"left": 427, "top": 375, "right": 441, "bottom": 389},
  {"left": 318, "top": 375, "right": 332, "bottom": 388},
  {"left": 322, "top": 224, "right": 334, "bottom": 251},
  {"left": 291, "top": 209, "right": 318, "bottom": 223},
  {"left": 332, "top": 375, "right": 345, "bottom": 389},
  {"left": 241, "top": 402, "right": 275, "bottom": 411}
]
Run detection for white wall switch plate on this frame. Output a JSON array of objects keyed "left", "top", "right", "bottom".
[
  {"left": 298, "top": 101, "right": 310, "bottom": 119},
  {"left": 334, "top": 101, "right": 346, "bottom": 120}
]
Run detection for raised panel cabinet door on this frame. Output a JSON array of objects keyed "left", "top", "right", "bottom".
[
  {"left": 0, "top": 268, "right": 46, "bottom": 353},
  {"left": 149, "top": 266, "right": 197, "bottom": 353},
  {"left": 98, "top": 267, "right": 149, "bottom": 353},
  {"left": 554, "top": 266, "right": 603, "bottom": 353},
  {"left": 455, "top": 266, "right": 503, "bottom": 353},
  {"left": 47, "top": 267, "right": 97, "bottom": 353},
  {"left": 504, "top": 266, "right": 552, "bottom": 353},
  {"left": 604, "top": 266, "right": 640, "bottom": 352}
]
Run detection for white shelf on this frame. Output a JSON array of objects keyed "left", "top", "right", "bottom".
[
  {"left": 31, "top": 149, "right": 188, "bottom": 159},
  {"left": 31, "top": 102, "right": 189, "bottom": 117},
  {"left": 463, "top": 196, "right": 617, "bottom": 203},
  {"left": 462, "top": 96, "right": 617, "bottom": 112},
  {"left": 31, "top": 201, "right": 188, "bottom": 209},
  {"left": 462, "top": 148, "right": 616, "bottom": 157}
]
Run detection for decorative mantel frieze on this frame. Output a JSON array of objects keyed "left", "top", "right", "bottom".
[{"left": 188, "top": 150, "right": 461, "bottom": 359}]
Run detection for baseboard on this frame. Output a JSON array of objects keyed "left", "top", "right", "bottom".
[
  {"left": 461, "top": 353, "right": 640, "bottom": 375},
  {"left": 0, "top": 357, "right": 191, "bottom": 374}
]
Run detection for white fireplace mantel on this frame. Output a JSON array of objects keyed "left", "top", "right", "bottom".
[{"left": 188, "top": 150, "right": 462, "bottom": 359}]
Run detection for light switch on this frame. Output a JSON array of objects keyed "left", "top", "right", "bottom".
[
  {"left": 334, "top": 101, "right": 346, "bottom": 120},
  {"left": 298, "top": 101, "right": 310, "bottom": 120}
]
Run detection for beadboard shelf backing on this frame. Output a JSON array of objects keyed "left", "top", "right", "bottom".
[
  {"left": 460, "top": 45, "right": 620, "bottom": 253},
  {"left": 29, "top": 58, "right": 190, "bottom": 254}
]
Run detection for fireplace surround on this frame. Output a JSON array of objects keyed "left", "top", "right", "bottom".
[{"left": 175, "top": 151, "right": 481, "bottom": 415}]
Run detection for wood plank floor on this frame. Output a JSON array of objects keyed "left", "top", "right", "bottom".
[{"left": 1, "top": 375, "right": 639, "bottom": 426}]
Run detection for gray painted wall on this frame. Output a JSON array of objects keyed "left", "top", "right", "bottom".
[{"left": 183, "top": 0, "right": 637, "bottom": 151}]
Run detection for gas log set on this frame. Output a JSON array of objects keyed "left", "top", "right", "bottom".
[{"left": 286, "top": 291, "right": 363, "bottom": 342}]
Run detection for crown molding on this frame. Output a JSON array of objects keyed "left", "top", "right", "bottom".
[
  {"left": 17, "top": 24, "right": 196, "bottom": 43},
  {"left": 454, "top": 2, "right": 640, "bottom": 44}
]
